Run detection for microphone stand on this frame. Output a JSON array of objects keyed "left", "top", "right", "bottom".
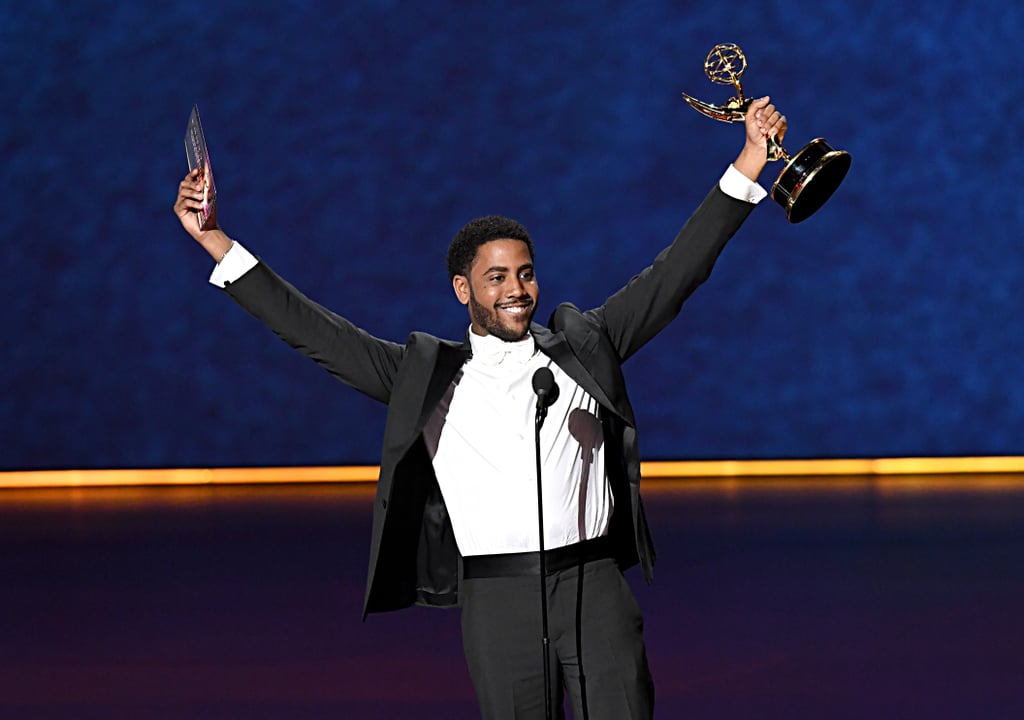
[
  {"left": 535, "top": 400, "right": 553, "bottom": 720},
  {"left": 532, "top": 366, "right": 558, "bottom": 720}
]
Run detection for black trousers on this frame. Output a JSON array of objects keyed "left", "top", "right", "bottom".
[{"left": 460, "top": 557, "right": 654, "bottom": 720}]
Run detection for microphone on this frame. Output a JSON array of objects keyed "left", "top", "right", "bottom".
[{"left": 532, "top": 366, "right": 560, "bottom": 428}]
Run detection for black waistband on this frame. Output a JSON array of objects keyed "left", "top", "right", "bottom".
[{"left": 462, "top": 536, "right": 615, "bottom": 579}]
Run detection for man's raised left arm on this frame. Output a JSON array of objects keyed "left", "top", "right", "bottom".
[{"left": 592, "top": 97, "right": 787, "bottom": 361}]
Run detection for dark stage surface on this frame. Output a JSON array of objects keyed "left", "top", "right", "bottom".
[{"left": 2, "top": 478, "right": 1023, "bottom": 719}]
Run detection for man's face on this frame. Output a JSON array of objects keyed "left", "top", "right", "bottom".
[{"left": 453, "top": 239, "right": 539, "bottom": 342}]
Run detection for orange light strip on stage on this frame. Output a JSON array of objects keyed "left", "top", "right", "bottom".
[
  {"left": 0, "top": 466, "right": 380, "bottom": 489},
  {"left": 4, "top": 457, "right": 1024, "bottom": 489},
  {"left": 640, "top": 456, "right": 1024, "bottom": 478}
]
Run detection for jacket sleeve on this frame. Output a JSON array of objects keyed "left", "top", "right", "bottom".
[
  {"left": 587, "top": 184, "right": 755, "bottom": 363},
  {"left": 223, "top": 261, "right": 404, "bottom": 404}
]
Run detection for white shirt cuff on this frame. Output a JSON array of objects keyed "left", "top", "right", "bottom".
[
  {"left": 719, "top": 164, "right": 768, "bottom": 204},
  {"left": 208, "top": 241, "right": 259, "bottom": 288}
]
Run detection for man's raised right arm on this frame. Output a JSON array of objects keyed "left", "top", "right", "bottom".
[{"left": 173, "top": 169, "right": 403, "bottom": 403}]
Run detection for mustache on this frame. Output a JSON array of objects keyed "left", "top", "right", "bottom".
[{"left": 495, "top": 297, "right": 534, "bottom": 310}]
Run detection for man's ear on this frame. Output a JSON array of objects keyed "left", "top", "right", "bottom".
[{"left": 452, "top": 275, "right": 470, "bottom": 305}]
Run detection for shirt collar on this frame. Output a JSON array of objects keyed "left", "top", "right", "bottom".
[{"left": 468, "top": 327, "right": 537, "bottom": 366}]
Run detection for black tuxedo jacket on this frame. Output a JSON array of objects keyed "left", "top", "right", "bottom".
[{"left": 224, "top": 185, "right": 755, "bottom": 618}]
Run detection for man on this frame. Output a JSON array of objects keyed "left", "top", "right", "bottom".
[{"left": 174, "top": 96, "right": 786, "bottom": 719}]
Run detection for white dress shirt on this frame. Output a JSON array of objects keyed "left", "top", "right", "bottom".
[{"left": 423, "top": 331, "right": 612, "bottom": 556}]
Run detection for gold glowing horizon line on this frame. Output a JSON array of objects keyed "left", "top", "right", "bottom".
[{"left": 4, "top": 457, "right": 1024, "bottom": 489}]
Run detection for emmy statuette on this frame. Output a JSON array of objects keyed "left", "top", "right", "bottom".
[{"left": 683, "top": 43, "right": 851, "bottom": 223}]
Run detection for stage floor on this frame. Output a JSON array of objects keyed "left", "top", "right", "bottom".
[{"left": 2, "top": 477, "right": 1023, "bottom": 718}]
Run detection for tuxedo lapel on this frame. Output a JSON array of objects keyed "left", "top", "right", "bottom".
[{"left": 414, "top": 338, "right": 471, "bottom": 434}]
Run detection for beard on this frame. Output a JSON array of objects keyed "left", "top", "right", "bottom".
[{"left": 469, "top": 288, "right": 535, "bottom": 342}]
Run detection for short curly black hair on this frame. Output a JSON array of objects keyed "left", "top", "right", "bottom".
[{"left": 446, "top": 215, "right": 534, "bottom": 281}]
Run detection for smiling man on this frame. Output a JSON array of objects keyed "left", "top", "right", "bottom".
[{"left": 174, "top": 96, "right": 786, "bottom": 720}]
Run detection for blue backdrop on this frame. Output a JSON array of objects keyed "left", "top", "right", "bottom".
[{"left": 3, "top": 1, "right": 1023, "bottom": 470}]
